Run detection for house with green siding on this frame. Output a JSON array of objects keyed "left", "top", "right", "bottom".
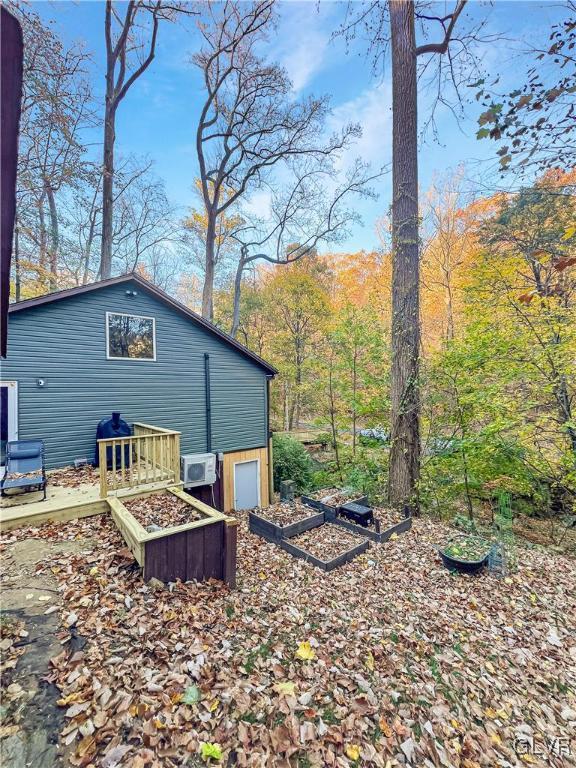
[{"left": 1, "top": 273, "right": 276, "bottom": 512}]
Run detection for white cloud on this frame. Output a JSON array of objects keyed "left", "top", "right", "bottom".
[
  {"left": 328, "top": 81, "right": 392, "bottom": 170},
  {"left": 242, "top": 189, "right": 273, "bottom": 221},
  {"left": 273, "top": 3, "right": 335, "bottom": 93}
]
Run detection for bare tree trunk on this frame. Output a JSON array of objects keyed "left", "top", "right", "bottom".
[
  {"left": 388, "top": 0, "right": 421, "bottom": 512},
  {"left": 38, "top": 194, "right": 47, "bottom": 287},
  {"left": 283, "top": 382, "right": 290, "bottom": 431},
  {"left": 445, "top": 277, "right": 455, "bottom": 341},
  {"left": 328, "top": 359, "right": 343, "bottom": 481},
  {"left": 202, "top": 214, "right": 216, "bottom": 320},
  {"left": 100, "top": 102, "right": 115, "bottom": 279},
  {"left": 555, "top": 374, "right": 576, "bottom": 455},
  {"left": 45, "top": 183, "right": 59, "bottom": 290},
  {"left": 14, "top": 216, "right": 21, "bottom": 302},
  {"left": 231, "top": 252, "right": 246, "bottom": 337},
  {"left": 352, "top": 349, "right": 357, "bottom": 456},
  {"left": 294, "top": 341, "right": 303, "bottom": 428}
]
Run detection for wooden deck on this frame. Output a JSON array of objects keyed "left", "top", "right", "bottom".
[{"left": 0, "top": 478, "right": 177, "bottom": 532}]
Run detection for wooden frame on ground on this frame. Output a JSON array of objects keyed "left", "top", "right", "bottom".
[
  {"left": 330, "top": 514, "right": 412, "bottom": 543},
  {"left": 248, "top": 508, "right": 325, "bottom": 542},
  {"left": 300, "top": 494, "right": 369, "bottom": 520},
  {"left": 108, "top": 486, "right": 238, "bottom": 587},
  {"left": 279, "top": 535, "right": 370, "bottom": 572}
]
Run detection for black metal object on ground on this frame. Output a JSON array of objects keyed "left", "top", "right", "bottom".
[
  {"left": 339, "top": 501, "right": 374, "bottom": 527},
  {"left": 300, "top": 494, "right": 369, "bottom": 520},
  {"left": 439, "top": 548, "right": 488, "bottom": 574}
]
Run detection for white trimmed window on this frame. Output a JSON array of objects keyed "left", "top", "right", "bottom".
[{"left": 106, "top": 312, "right": 156, "bottom": 360}]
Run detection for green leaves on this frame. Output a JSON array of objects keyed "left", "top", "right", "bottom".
[
  {"left": 200, "top": 742, "right": 223, "bottom": 762},
  {"left": 182, "top": 685, "right": 201, "bottom": 705}
]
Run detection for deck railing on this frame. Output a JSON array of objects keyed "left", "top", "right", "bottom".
[{"left": 98, "top": 422, "right": 181, "bottom": 498}]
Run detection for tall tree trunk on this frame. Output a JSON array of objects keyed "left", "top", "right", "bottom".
[
  {"left": 445, "top": 276, "right": 455, "bottom": 341},
  {"left": 388, "top": 0, "right": 421, "bottom": 512},
  {"left": 45, "top": 183, "right": 59, "bottom": 290},
  {"left": 38, "top": 194, "right": 48, "bottom": 288},
  {"left": 231, "top": 252, "right": 247, "bottom": 337},
  {"left": 100, "top": 102, "right": 115, "bottom": 279},
  {"left": 283, "top": 382, "right": 290, "bottom": 431},
  {"left": 294, "top": 341, "right": 303, "bottom": 429},
  {"left": 82, "top": 210, "right": 98, "bottom": 285},
  {"left": 14, "top": 215, "right": 21, "bottom": 302},
  {"left": 352, "top": 349, "right": 357, "bottom": 456},
  {"left": 328, "top": 359, "right": 342, "bottom": 481},
  {"left": 202, "top": 213, "right": 216, "bottom": 320},
  {"left": 554, "top": 374, "right": 576, "bottom": 455}
]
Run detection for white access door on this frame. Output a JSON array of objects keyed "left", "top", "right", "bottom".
[
  {"left": 234, "top": 459, "right": 260, "bottom": 510},
  {"left": 1, "top": 382, "right": 18, "bottom": 466}
]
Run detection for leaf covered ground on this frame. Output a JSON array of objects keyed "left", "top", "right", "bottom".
[
  {"left": 1, "top": 513, "right": 575, "bottom": 768},
  {"left": 123, "top": 493, "right": 205, "bottom": 530}
]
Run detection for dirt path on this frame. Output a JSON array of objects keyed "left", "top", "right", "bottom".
[{"left": 1, "top": 538, "right": 90, "bottom": 768}]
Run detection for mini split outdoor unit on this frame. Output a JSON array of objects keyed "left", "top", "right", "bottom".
[{"left": 181, "top": 453, "right": 217, "bottom": 488}]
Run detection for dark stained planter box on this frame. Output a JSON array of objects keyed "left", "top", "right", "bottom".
[
  {"left": 300, "top": 494, "right": 369, "bottom": 521},
  {"left": 249, "top": 509, "right": 325, "bottom": 542},
  {"left": 279, "top": 535, "right": 370, "bottom": 572},
  {"left": 332, "top": 514, "right": 413, "bottom": 543},
  {"left": 108, "top": 487, "right": 238, "bottom": 587}
]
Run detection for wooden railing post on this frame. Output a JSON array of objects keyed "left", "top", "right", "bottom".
[
  {"left": 99, "top": 441, "right": 108, "bottom": 499},
  {"left": 173, "top": 433, "right": 181, "bottom": 483},
  {"left": 99, "top": 424, "right": 181, "bottom": 498}
]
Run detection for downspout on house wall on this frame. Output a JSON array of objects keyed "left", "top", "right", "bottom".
[
  {"left": 204, "top": 352, "right": 212, "bottom": 453},
  {"left": 267, "top": 376, "right": 274, "bottom": 500}
]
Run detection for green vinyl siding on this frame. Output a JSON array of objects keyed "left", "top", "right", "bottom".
[{"left": 3, "top": 280, "right": 268, "bottom": 469}]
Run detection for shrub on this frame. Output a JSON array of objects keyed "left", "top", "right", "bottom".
[{"left": 272, "top": 435, "right": 314, "bottom": 494}]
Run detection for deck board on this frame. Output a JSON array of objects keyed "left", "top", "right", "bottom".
[{"left": 0, "top": 478, "right": 176, "bottom": 531}]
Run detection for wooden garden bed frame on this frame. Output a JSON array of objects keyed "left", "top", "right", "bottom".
[
  {"left": 300, "top": 494, "right": 412, "bottom": 543},
  {"left": 331, "top": 513, "right": 412, "bottom": 543},
  {"left": 109, "top": 486, "right": 238, "bottom": 586},
  {"left": 300, "top": 494, "right": 369, "bottom": 520},
  {"left": 248, "top": 508, "right": 325, "bottom": 542},
  {"left": 279, "top": 533, "right": 369, "bottom": 572}
]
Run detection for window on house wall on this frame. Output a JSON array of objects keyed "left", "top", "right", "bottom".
[{"left": 106, "top": 312, "right": 156, "bottom": 360}]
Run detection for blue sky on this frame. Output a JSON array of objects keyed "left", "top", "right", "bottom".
[{"left": 36, "top": 0, "right": 566, "bottom": 253}]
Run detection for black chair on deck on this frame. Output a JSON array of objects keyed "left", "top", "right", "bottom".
[{"left": 1, "top": 440, "right": 47, "bottom": 501}]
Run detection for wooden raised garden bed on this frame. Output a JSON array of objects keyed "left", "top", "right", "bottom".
[
  {"left": 301, "top": 489, "right": 369, "bottom": 520},
  {"left": 108, "top": 486, "right": 237, "bottom": 587},
  {"left": 279, "top": 523, "right": 369, "bottom": 572},
  {"left": 332, "top": 508, "right": 413, "bottom": 544},
  {"left": 249, "top": 500, "right": 325, "bottom": 542}
]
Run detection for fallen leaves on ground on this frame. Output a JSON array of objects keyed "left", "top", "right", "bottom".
[
  {"left": 1, "top": 512, "right": 575, "bottom": 768},
  {"left": 371, "top": 508, "right": 406, "bottom": 530},
  {"left": 0, "top": 615, "right": 28, "bottom": 734},
  {"left": 49, "top": 465, "right": 102, "bottom": 487},
  {"left": 290, "top": 523, "right": 366, "bottom": 561},
  {"left": 253, "top": 500, "right": 319, "bottom": 527},
  {"left": 123, "top": 493, "right": 205, "bottom": 530},
  {"left": 308, "top": 488, "right": 365, "bottom": 506}
]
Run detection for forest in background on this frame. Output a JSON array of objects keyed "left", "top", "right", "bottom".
[
  {"left": 217, "top": 168, "right": 576, "bottom": 530},
  {"left": 7, "top": 1, "right": 576, "bottom": 534}
]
